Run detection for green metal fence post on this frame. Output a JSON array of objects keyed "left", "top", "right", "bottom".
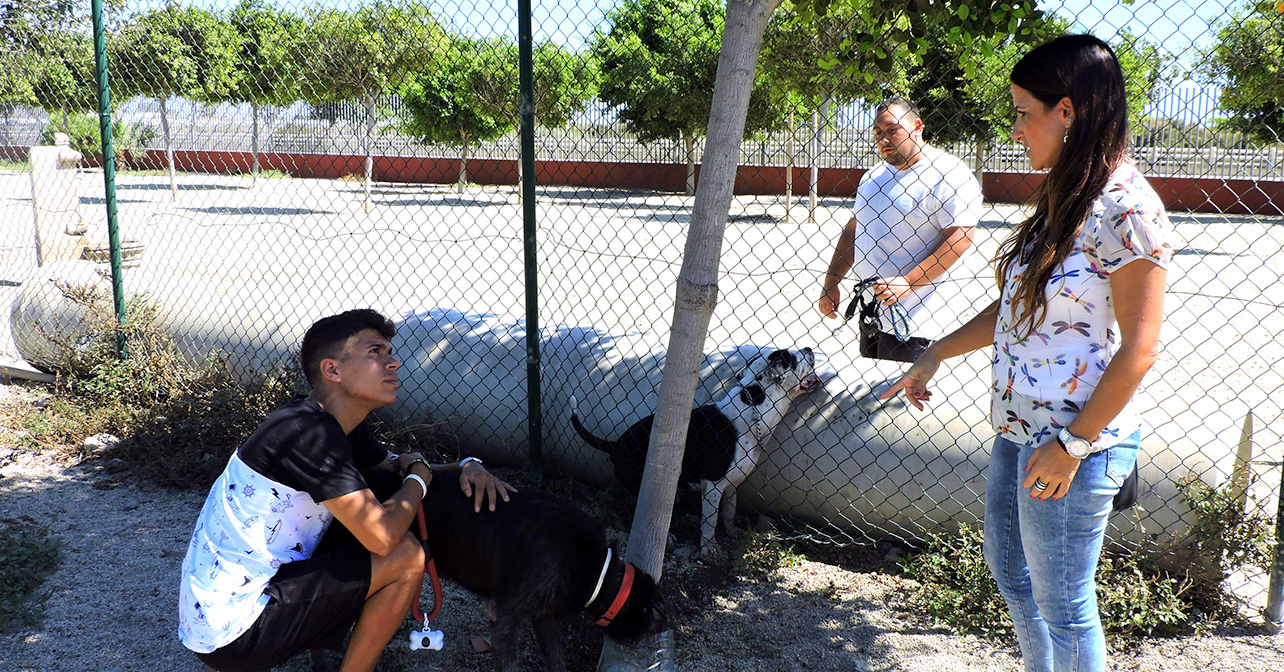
[
  {"left": 519, "top": 0, "right": 541, "bottom": 489},
  {"left": 91, "top": 0, "right": 126, "bottom": 356}
]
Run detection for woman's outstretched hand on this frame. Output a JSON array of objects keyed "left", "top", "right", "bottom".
[{"left": 880, "top": 352, "right": 940, "bottom": 411}]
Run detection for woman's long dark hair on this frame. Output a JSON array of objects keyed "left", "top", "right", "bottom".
[{"left": 995, "top": 34, "right": 1130, "bottom": 338}]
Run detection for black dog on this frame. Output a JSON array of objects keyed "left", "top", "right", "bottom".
[
  {"left": 571, "top": 347, "right": 821, "bottom": 553},
  {"left": 420, "top": 474, "right": 666, "bottom": 672}
]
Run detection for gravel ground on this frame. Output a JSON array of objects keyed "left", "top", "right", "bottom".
[{"left": 1, "top": 378, "right": 1282, "bottom": 672}]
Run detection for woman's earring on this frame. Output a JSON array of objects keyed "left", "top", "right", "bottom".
[{"left": 1063, "top": 119, "right": 1072, "bottom": 144}]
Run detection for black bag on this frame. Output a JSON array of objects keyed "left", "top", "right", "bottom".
[
  {"left": 843, "top": 278, "right": 884, "bottom": 358},
  {"left": 1112, "top": 462, "right": 1140, "bottom": 512}
]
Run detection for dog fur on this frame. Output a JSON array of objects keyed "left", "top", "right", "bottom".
[
  {"left": 419, "top": 475, "right": 666, "bottom": 672},
  {"left": 571, "top": 348, "right": 821, "bottom": 554}
]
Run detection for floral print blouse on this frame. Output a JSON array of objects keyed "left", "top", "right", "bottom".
[{"left": 991, "top": 162, "right": 1174, "bottom": 451}]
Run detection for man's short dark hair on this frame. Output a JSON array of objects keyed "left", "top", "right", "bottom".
[
  {"left": 876, "top": 96, "right": 921, "bottom": 123},
  {"left": 300, "top": 309, "right": 396, "bottom": 388}
]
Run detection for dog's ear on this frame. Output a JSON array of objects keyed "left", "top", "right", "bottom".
[{"left": 765, "top": 349, "right": 798, "bottom": 380}]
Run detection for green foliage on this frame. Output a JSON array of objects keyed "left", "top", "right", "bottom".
[
  {"left": 793, "top": 0, "right": 1050, "bottom": 78},
  {"left": 901, "top": 524, "right": 1013, "bottom": 637},
  {"left": 762, "top": 5, "right": 907, "bottom": 111},
  {"left": 1095, "top": 553, "right": 1191, "bottom": 639},
  {"left": 533, "top": 42, "right": 598, "bottom": 129},
  {"left": 591, "top": 0, "right": 783, "bottom": 145},
  {"left": 301, "top": 0, "right": 446, "bottom": 107},
  {"left": 37, "top": 112, "right": 155, "bottom": 162},
  {"left": 1175, "top": 474, "right": 1276, "bottom": 578},
  {"left": 110, "top": 4, "right": 241, "bottom": 105},
  {"left": 1201, "top": 0, "right": 1284, "bottom": 144},
  {"left": 398, "top": 35, "right": 518, "bottom": 149},
  {"left": 12, "top": 287, "right": 302, "bottom": 487},
  {"left": 226, "top": 0, "right": 307, "bottom": 108},
  {"left": 731, "top": 529, "right": 806, "bottom": 574},
  {"left": 902, "top": 476, "right": 1278, "bottom": 641},
  {"left": 28, "top": 30, "right": 98, "bottom": 121},
  {"left": 0, "top": 518, "right": 62, "bottom": 633}
]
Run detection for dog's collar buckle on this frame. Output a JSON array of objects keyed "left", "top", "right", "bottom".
[{"left": 594, "top": 562, "right": 636, "bottom": 627}]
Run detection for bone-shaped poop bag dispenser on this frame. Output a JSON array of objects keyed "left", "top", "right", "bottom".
[{"left": 409, "top": 617, "right": 444, "bottom": 651}]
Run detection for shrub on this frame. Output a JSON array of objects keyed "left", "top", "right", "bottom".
[
  {"left": 38, "top": 112, "right": 155, "bottom": 164},
  {"left": 14, "top": 287, "right": 302, "bottom": 487},
  {"left": 901, "top": 524, "right": 1013, "bottom": 638}
]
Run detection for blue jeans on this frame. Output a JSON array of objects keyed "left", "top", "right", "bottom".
[{"left": 983, "top": 431, "right": 1140, "bottom": 672}]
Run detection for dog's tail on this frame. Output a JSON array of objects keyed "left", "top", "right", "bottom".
[{"left": 569, "top": 395, "right": 615, "bottom": 455}]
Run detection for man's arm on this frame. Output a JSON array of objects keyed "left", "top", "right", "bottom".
[
  {"left": 819, "top": 216, "right": 858, "bottom": 318},
  {"left": 323, "top": 460, "right": 433, "bottom": 556},
  {"left": 873, "top": 226, "right": 975, "bottom": 305}
]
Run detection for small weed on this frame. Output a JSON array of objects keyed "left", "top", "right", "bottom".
[
  {"left": 731, "top": 529, "right": 806, "bottom": 575},
  {"left": 0, "top": 517, "right": 62, "bottom": 633}
]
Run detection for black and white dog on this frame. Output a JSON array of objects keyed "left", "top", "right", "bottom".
[
  {"left": 420, "top": 475, "right": 666, "bottom": 672},
  {"left": 571, "top": 348, "right": 821, "bottom": 554}
]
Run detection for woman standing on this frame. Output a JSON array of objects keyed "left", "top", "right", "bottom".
[{"left": 882, "top": 34, "right": 1173, "bottom": 671}]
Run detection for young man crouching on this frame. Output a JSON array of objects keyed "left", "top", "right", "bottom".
[{"left": 178, "top": 309, "right": 514, "bottom": 672}]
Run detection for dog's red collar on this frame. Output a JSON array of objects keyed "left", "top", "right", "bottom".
[{"left": 594, "top": 562, "right": 635, "bottom": 627}]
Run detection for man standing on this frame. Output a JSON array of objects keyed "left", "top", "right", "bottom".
[
  {"left": 178, "top": 309, "right": 513, "bottom": 672},
  {"left": 818, "top": 97, "right": 983, "bottom": 362}
]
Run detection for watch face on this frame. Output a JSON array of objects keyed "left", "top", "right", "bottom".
[{"left": 1065, "top": 439, "right": 1091, "bottom": 458}]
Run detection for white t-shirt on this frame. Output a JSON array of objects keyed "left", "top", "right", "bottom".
[
  {"left": 849, "top": 147, "right": 983, "bottom": 340},
  {"left": 990, "top": 162, "right": 1174, "bottom": 450}
]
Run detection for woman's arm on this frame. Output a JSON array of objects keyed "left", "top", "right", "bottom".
[
  {"left": 881, "top": 299, "right": 1000, "bottom": 410},
  {"left": 1066, "top": 258, "right": 1167, "bottom": 442}
]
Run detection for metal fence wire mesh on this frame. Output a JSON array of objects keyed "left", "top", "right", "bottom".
[{"left": 3, "top": 0, "right": 1282, "bottom": 621}]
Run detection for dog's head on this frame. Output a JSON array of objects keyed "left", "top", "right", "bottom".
[
  {"left": 741, "top": 347, "right": 822, "bottom": 397},
  {"left": 598, "top": 562, "right": 668, "bottom": 643}
]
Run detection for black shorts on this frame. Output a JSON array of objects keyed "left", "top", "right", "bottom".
[{"left": 197, "top": 541, "right": 371, "bottom": 672}]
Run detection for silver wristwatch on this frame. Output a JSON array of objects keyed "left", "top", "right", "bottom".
[{"left": 1057, "top": 428, "right": 1092, "bottom": 459}]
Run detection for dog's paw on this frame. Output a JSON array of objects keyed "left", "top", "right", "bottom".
[{"left": 698, "top": 539, "right": 723, "bottom": 557}]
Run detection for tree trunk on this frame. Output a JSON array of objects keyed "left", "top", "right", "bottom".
[
  {"left": 624, "top": 0, "right": 782, "bottom": 582},
  {"left": 974, "top": 136, "right": 989, "bottom": 187},
  {"left": 683, "top": 129, "right": 696, "bottom": 196},
  {"left": 251, "top": 100, "right": 261, "bottom": 188},
  {"left": 785, "top": 106, "right": 794, "bottom": 223},
  {"left": 809, "top": 97, "right": 831, "bottom": 223},
  {"left": 364, "top": 95, "right": 375, "bottom": 213},
  {"left": 459, "top": 143, "right": 469, "bottom": 193},
  {"left": 160, "top": 97, "right": 176, "bottom": 201}
]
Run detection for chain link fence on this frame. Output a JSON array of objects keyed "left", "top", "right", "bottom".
[{"left": 3, "top": 0, "right": 1282, "bottom": 623}]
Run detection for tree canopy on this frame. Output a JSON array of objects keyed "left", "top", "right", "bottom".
[
  {"left": 301, "top": 0, "right": 445, "bottom": 108},
  {"left": 1202, "top": 0, "right": 1283, "bottom": 144},
  {"left": 592, "top": 0, "right": 783, "bottom": 145},
  {"left": 226, "top": 0, "right": 306, "bottom": 109},
  {"left": 398, "top": 35, "right": 518, "bottom": 150},
  {"left": 109, "top": 4, "right": 240, "bottom": 105}
]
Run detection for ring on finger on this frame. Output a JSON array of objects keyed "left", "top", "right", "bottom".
[{"left": 1034, "top": 479, "right": 1049, "bottom": 491}]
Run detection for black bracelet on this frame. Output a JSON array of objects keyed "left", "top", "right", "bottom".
[{"left": 408, "top": 458, "right": 432, "bottom": 474}]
